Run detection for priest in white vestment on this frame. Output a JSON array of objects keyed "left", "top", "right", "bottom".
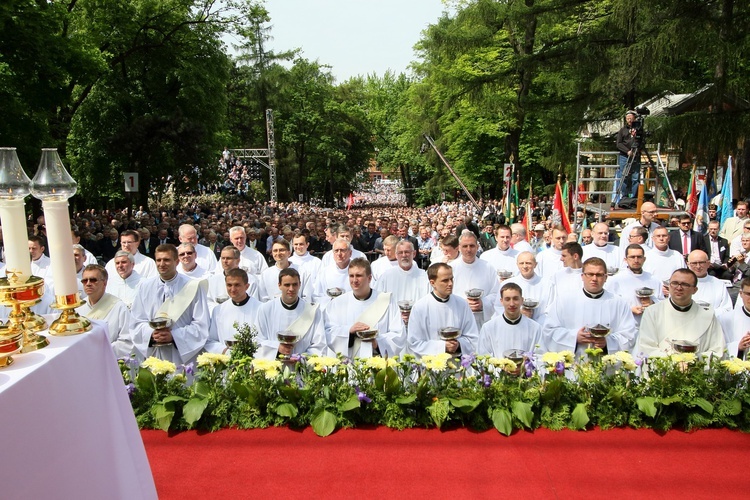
[
  {"left": 450, "top": 231, "right": 499, "bottom": 330},
  {"left": 542, "top": 257, "right": 637, "bottom": 356},
  {"left": 178, "top": 224, "right": 217, "bottom": 275},
  {"left": 686, "top": 250, "right": 732, "bottom": 315},
  {"left": 582, "top": 223, "right": 623, "bottom": 270},
  {"left": 106, "top": 251, "right": 143, "bottom": 309},
  {"left": 320, "top": 224, "right": 365, "bottom": 268},
  {"left": 176, "top": 243, "right": 210, "bottom": 280},
  {"left": 312, "top": 238, "right": 353, "bottom": 307},
  {"left": 205, "top": 268, "right": 263, "bottom": 354},
  {"left": 289, "top": 234, "right": 323, "bottom": 287},
  {"left": 547, "top": 242, "right": 584, "bottom": 306},
  {"left": 499, "top": 252, "right": 552, "bottom": 326},
  {"left": 375, "top": 240, "right": 431, "bottom": 324},
  {"left": 535, "top": 228, "right": 567, "bottom": 279},
  {"left": 510, "top": 223, "right": 534, "bottom": 254},
  {"left": 370, "top": 235, "right": 400, "bottom": 282},
  {"left": 718, "top": 278, "right": 750, "bottom": 358},
  {"left": 131, "top": 244, "right": 209, "bottom": 364},
  {"left": 325, "top": 258, "right": 404, "bottom": 358},
  {"left": 229, "top": 226, "right": 268, "bottom": 276},
  {"left": 29, "top": 235, "right": 53, "bottom": 283},
  {"left": 207, "top": 246, "right": 258, "bottom": 312},
  {"left": 256, "top": 268, "right": 327, "bottom": 359},
  {"left": 78, "top": 264, "right": 133, "bottom": 358},
  {"left": 638, "top": 268, "right": 725, "bottom": 358},
  {"left": 479, "top": 282, "right": 542, "bottom": 356},
  {"left": 606, "top": 244, "right": 664, "bottom": 327},
  {"left": 258, "top": 239, "right": 308, "bottom": 302},
  {"left": 480, "top": 225, "right": 519, "bottom": 276},
  {"left": 104, "top": 229, "right": 157, "bottom": 280},
  {"left": 408, "top": 263, "right": 479, "bottom": 357},
  {"left": 643, "top": 226, "right": 686, "bottom": 286}
]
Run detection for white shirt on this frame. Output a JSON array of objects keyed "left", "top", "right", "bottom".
[
  {"left": 480, "top": 247, "right": 520, "bottom": 275},
  {"left": 407, "top": 293, "right": 479, "bottom": 357},
  {"left": 105, "top": 270, "right": 143, "bottom": 309},
  {"left": 205, "top": 296, "right": 263, "bottom": 353},
  {"left": 105, "top": 252, "right": 157, "bottom": 281}
]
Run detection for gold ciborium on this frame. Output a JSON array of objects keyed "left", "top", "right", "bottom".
[
  {"left": 48, "top": 292, "right": 91, "bottom": 336},
  {"left": 0, "top": 324, "right": 24, "bottom": 368},
  {"left": 0, "top": 273, "right": 50, "bottom": 352}
]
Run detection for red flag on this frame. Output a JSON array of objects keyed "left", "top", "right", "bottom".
[
  {"left": 552, "top": 180, "right": 573, "bottom": 233},
  {"left": 577, "top": 182, "right": 587, "bottom": 204},
  {"left": 685, "top": 167, "right": 697, "bottom": 216},
  {"left": 346, "top": 193, "right": 354, "bottom": 210}
]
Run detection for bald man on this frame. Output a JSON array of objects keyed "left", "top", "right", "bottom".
[
  {"left": 685, "top": 250, "right": 732, "bottom": 315},
  {"left": 619, "top": 202, "right": 660, "bottom": 249}
]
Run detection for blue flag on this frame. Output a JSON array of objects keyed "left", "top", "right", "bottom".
[
  {"left": 719, "top": 156, "right": 734, "bottom": 227},
  {"left": 693, "top": 184, "right": 709, "bottom": 233}
]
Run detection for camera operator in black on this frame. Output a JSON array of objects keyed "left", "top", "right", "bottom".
[{"left": 615, "top": 110, "right": 641, "bottom": 201}]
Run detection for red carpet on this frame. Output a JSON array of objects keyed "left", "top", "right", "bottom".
[{"left": 142, "top": 427, "right": 749, "bottom": 499}]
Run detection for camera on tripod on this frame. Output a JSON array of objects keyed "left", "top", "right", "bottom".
[{"left": 631, "top": 105, "right": 651, "bottom": 147}]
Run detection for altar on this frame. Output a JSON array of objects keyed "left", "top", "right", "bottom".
[{"left": 0, "top": 323, "right": 157, "bottom": 499}]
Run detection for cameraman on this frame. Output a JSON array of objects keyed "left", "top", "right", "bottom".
[{"left": 615, "top": 110, "right": 640, "bottom": 202}]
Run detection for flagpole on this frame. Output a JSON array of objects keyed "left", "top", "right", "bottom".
[{"left": 422, "top": 135, "right": 480, "bottom": 212}]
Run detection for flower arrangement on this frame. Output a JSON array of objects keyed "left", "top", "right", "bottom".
[{"left": 122, "top": 351, "right": 750, "bottom": 436}]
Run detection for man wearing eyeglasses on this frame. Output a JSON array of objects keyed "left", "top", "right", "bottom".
[
  {"left": 542, "top": 257, "right": 636, "bottom": 357},
  {"left": 685, "top": 249, "right": 732, "bottom": 315},
  {"left": 668, "top": 214, "right": 707, "bottom": 257},
  {"left": 703, "top": 220, "right": 730, "bottom": 279},
  {"left": 638, "top": 268, "right": 725, "bottom": 358},
  {"left": 78, "top": 264, "right": 133, "bottom": 358},
  {"left": 104, "top": 229, "right": 157, "bottom": 280},
  {"left": 176, "top": 243, "right": 210, "bottom": 280},
  {"left": 619, "top": 201, "right": 660, "bottom": 249}
]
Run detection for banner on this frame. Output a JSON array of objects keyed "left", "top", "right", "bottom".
[
  {"left": 693, "top": 184, "right": 709, "bottom": 233},
  {"left": 685, "top": 166, "right": 697, "bottom": 216},
  {"left": 719, "top": 156, "right": 734, "bottom": 227},
  {"left": 552, "top": 180, "right": 573, "bottom": 234}
]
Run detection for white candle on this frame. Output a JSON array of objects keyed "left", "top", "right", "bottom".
[
  {"left": 42, "top": 199, "right": 77, "bottom": 296},
  {"left": 0, "top": 198, "right": 32, "bottom": 282}
]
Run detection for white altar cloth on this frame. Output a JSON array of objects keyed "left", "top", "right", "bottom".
[{"left": 0, "top": 322, "right": 157, "bottom": 499}]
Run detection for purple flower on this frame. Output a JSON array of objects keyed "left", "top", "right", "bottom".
[
  {"left": 182, "top": 363, "right": 195, "bottom": 376},
  {"left": 460, "top": 353, "right": 475, "bottom": 368},
  {"left": 481, "top": 373, "right": 492, "bottom": 387},
  {"left": 126, "top": 383, "right": 136, "bottom": 396},
  {"left": 289, "top": 354, "right": 302, "bottom": 363},
  {"left": 356, "top": 387, "right": 372, "bottom": 403},
  {"left": 635, "top": 352, "right": 647, "bottom": 367},
  {"left": 555, "top": 360, "right": 565, "bottom": 375},
  {"left": 524, "top": 357, "right": 536, "bottom": 378}
]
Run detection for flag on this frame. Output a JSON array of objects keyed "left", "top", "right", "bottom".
[
  {"left": 578, "top": 214, "right": 589, "bottom": 244},
  {"left": 552, "top": 180, "right": 573, "bottom": 234},
  {"left": 719, "top": 156, "right": 734, "bottom": 227},
  {"left": 562, "top": 180, "right": 569, "bottom": 215},
  {"left": 693, "top": 184, "right": 709, "bottom": 233},
  {"left": 346, "top": 193, "right": 354, "bottom": 210},
  {"left": 577, "top": 182, "right": 587, "bottom": 204},
  {"left": 510, "top": 176, "right": 520, "bottom": 223},
  {"left": 685, "top": 166, "right": 697, "bottom": 216},
  {"left": 521, "top": 180, "right": 533, "bottom": 240}
]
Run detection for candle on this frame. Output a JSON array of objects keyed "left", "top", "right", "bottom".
[
  {"left": 0, "top": 198, "right": 32, "bottom": 282},
  {"left": 42, "top": 200, "right": 77, "bottom": 296}
]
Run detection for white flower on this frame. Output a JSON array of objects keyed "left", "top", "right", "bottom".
[
  {"left": 141, "top": 357, "right": 176, "bottom": 376},
  {"left": 197, "top": 352, "right": 231, "bottom": 368}
]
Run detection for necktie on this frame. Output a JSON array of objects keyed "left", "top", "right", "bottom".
[{"left": 682, "top": 232, "right": 688, "bottom": 254}]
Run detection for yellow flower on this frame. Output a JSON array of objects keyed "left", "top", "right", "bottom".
[
  {"left": 603, "top": 352, "right": 637, "bottom": 371},
  {"left": 421, "top": 353, "right": 452, "bottom": 371},
  {"left": 670, "top": 353, "right": 697, "bottom": 365},
  {"left": 307, "top": 356, "right": 341, "bottom": 372},
  {"left": 721, "top": 358, "right": 750, "bottom": 375},
  {"left": 251, "top": 359, "right": 282, "bottom": 379},
  {"left": 560, "top": 351, "right": 575, "bottom": 365},
  {"left": 141, "top": 357, "right": 176, "bottom": 376},
  {"left": 196, "top": 352, "right": 231, "bottom": 368},
  {"left": 362, "top": 357, "right": 399, "bottom": 370},
  {"left": 488, "top": 357, "right": 518, "bottom": 372}
]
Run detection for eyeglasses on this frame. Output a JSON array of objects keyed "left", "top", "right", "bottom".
[
  {"left": 81, "top": 278, "right": 99, "bottom": 284},
  {"left": 583, "top": 272, "right": 606, "bottom": 278},
  {"left": 669, "top": 281, "right": 694, "bottom": 289},
  {"left": 679, "top": 221, "right": 691, "bottom": 226},
  {"left": 178, "top": 251, "right": 195, "bottom": 256}
]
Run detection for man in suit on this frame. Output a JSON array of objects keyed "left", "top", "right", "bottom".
[
  {"left": 397, "top": 225, "right": 419, "bottom": 253},
  {"left": 99, "top": 227, "right": 122, "bottom": 262},
  {"left": 156, "top": 227, "right": 176, "bottom": 246},
  {"left": 668, "top": 214, "right": 707, "bottom": 257},
  {"left": 703, "top": 220, "right": 730, "bottom": 279},
  {"left": 138, "top": 228, "right": 159, "bottom": 259}
]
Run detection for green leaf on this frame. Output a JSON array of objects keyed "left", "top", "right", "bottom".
[
  {"left": 512, "top": 401, "right": 533, "bottom": 428},
  {"left": 135, "top": 368, "right": 155, "bottom": 393},
  {"left": 275, "top": 403, "right": 299, "bottom": 418},
  {"left": 571, "top": 403, "right": 589, "bottom": 430},
  {"left": 725, "top": 399, "right": 742, "bottom": 416},
  {"left": 660, "top": 396, "right": 681, "bottom": 406},
  {"left": 492, "top": 408, "right": 513, "bottom": 436},
  {"left": 693, "top": 398, "right": 714, "bottom": 414},
  {"left": 311, "top": 409, "right": 338, "bottom": 437},
  {"left": 193, "top": 381, "right": 211, "bottom": 398},
  {"left": 231, "top": 382, "right": 250, "bottom": 399},
  {"left": 448, "top": 398, "right": 481, "bottom": 413},
  {"left": 395, "top": 394, "right": 417, "bottom": 405},
  {"left": 606, "top": 388, "right": 623, "bottom": 406},
  {"left": 637, "top": 397, "right": 657, "bottom": 418},
  {"left": 338, "top": 395, "right": 361, "bottom": 412},
  {"left": 153, "top": 403, "right": 174, "bottom": 432},
  {"left": 183, "top": 397, "right": 210, "bottom": 425},
  {"left": 542, "top": 378, "right": 564, "bottom": 402},
  {"left": 375, "top": 367, "right": 402, "bottom": 395}
]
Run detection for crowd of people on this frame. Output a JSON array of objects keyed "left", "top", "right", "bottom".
[{"left": 2, "top": 191, "right": 749, "bottom": 368}]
